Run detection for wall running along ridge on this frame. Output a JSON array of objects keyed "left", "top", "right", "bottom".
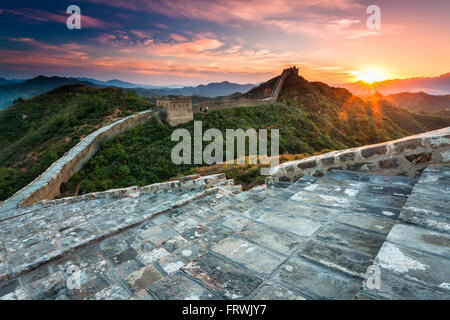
[
  {"left": 266, "top": 127, "right": 450, "bottom": 185},
  {"left": 0, "top": 109, "right": 155, "bottom": 213},
  {"left": 193, "top": 67, "right": 298, "bottom": 113}
]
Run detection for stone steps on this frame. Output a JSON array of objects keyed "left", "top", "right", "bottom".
[{"left": 357, "top": 165, "right": 450, "bottom": 300}]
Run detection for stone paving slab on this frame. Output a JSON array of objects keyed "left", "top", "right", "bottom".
[
  {"left": 290, "top": 191, "right": 351, "bottom": 208},
  {"left": 256, "top": 211, "right": 323, "bottom": 237},
  {"left": 260, "top": 198, "right": 339, "bottom": 222},
  {"left": 335, "top": 212, "right": 395, "bottom": 235},
  {"left": 237, "top": 221, "right": 304, "bottom": 256},
  {"left": 298, "top": 239, "right": 373, "bottom": 278},
  {"left": 211, "top": 237, "right": 284, "bottom": 276},
  {"left": 273, "top": 256, "right": 362, "bottom": 299},
  {"left": 360, "top": 271, "right": 450, "bottom": 300},
  {"left": 374, "top": 241, "right": 450, "bottom": 292},
  {"left": 386, "top": 223, "right": 450, "bottom": 257},
  {"left": 148, "top": 273, "right": 220, "bottom": 300},
  {"left": 250, "top": 281, "right": 306, "bottom": 300},
  {"left": 182, "top": 253, "right": 263, "bottom": 299},
  {"left": 317, "top": 223, "right": 386, "bottom": 256}
]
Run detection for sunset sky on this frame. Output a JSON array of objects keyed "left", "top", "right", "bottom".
[{"left": 1, "top": 0, "right": 449, "bottom": 86}]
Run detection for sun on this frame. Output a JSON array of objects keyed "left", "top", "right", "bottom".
[{"left": 354, "top": 68, "right": 387, "bottom": 84}]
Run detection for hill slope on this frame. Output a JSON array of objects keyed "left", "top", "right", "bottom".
[
  {"left": 363, "top": 92, "right": 450, "bottom": 116},
  {"left": 0, "top": 85, "right": 154, "bottom": 200},
  {"left": 0, "top": 76, "right": 100, "bottom": 109}
]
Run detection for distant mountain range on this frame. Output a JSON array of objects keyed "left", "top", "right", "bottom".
[
  {"left": 341, "top": 73, "right": 450, "bottom": 96},
  {"left": 0, "top": 75, "right": 256, "bottom": 109},
  {"left": 363, "top": 91, "right": 450, "bottom": 116}
]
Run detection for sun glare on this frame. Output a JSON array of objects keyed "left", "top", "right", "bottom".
[{"left": 354, "top": 68, "right": 387, "bottom": 84}]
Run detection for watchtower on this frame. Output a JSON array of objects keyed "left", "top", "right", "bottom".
[{"left": 156, "top": 97, "right": 193, "bottom": 126}]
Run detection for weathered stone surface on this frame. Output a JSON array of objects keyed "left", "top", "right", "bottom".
[
  {"left": 212, "top": 237, "right": 284, "bottom": 275},
  {"left": 124, "top": 264, "right": 163, "bottom": 293},
  {"left": 251, "top": 281, "right": 306, "bottom": 300},
  {"left": 351, "top": 201, "right": 401, "bottom": 219},
  {"left": 261, "top": 198, "right": 338, "bottom": 221},
  {"left": 336, "top": 212, "right": 395, "bottom": 235},
  {"left": 339, "top": 151, "right": 356, "bottom": 162},
  {"left": 237, "top": 222, "right": 304, "bottom": 255},
  {"left": 356, "top": 190, "right": 407, "bottom": 209},
  {"left": 297, "top": 160, "right": 317, "bottom": 169},
  {"left": 378, "top": 158, "right": 400, "bottom": 169},
  {"left": 317, "top": 223, "right": 385, "bottom": 256},
  {"left": 257, "top": 211, "right": 322, "bottom": 237},
  {"left": 360, "top": 271, "right": 450, "bottom": 300},
  {"left": 95, "top": 284, "right": 131, "bottom": 300},
  {"left": 291, "top": 191, "right": 351, "bottom": 208},
  {"left": 374, "top": 242, "right": 450, "bottom": 291},
  {"left": 183, "top": 253, "right": 262, "bottom": 299},
  {"left": 386, "top": 224, "right": 450, "bottom": 257},
  {"left": 273, "top": 256, "right": 361, "bottom": 299},
  {"left": 1, "top": 165, "right": 449, "bottom": 300},
  {"left": 298, "top": 239, "right": 373, "bottom": 277},
  {"left": 361, "top": 145, "right": 387, "bottom": 158},
  {"left": 148, "top": 273, "right": 219, "bottom": 300}
]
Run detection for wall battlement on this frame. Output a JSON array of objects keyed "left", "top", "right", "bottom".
[{"left": 266, "top": 127, "right": 450, "bottom": 185}]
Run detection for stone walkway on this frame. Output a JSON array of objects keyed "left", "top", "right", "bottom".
[{"left": 0, "top": 167, "right": 449, "bottom": 300}]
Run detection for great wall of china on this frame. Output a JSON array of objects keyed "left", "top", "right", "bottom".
[
  {"left": 0, "top": 66, "right": 449, "bottom": 300},
  {"left": 0, "top": 66, "right": 448, "bottom": 215}
]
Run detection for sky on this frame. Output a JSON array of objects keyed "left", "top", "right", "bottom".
[{"left": 0, "top": 0, "right": 449, "bottom": 86}]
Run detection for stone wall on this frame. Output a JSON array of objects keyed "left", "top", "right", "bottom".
[
  {"left": 266, "top": 127, "right": 450, "bottom": 184},
  {"left": 193, "top": 98, "right": 271, "bottom": 113},
  {"left": 0, "top": 109, "right": 155, "bottom": 212}
]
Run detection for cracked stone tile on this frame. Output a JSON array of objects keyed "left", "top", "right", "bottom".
[
  {"left": 273, "top": 256, "right": 361, "bottom": 299},
  {"left": 298, "top": 239, "right": 372, "bottom": 278},
  {"left": 251, "top": 281, "right": 306, "bottom": 300},
  {"left": 212, "top": 237, "right": 284, "bottom": 276},
  {"left": 317, "top": 223, "right": 385, "bottom": 256},
  {"left": 257, "top": 211, "right": 322, "bottom": 237},
  {"left": 183, "top": 253, "right": 262, "bottom": 299},
  {"left": 237, "top": 221, "right": 304, "bottom": 255},
  {"left": 148, "top": 273, "right": 220, "bottom": 300},
  {"left": 124, "top": 264, "right": 163, "bottom": 294}
]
